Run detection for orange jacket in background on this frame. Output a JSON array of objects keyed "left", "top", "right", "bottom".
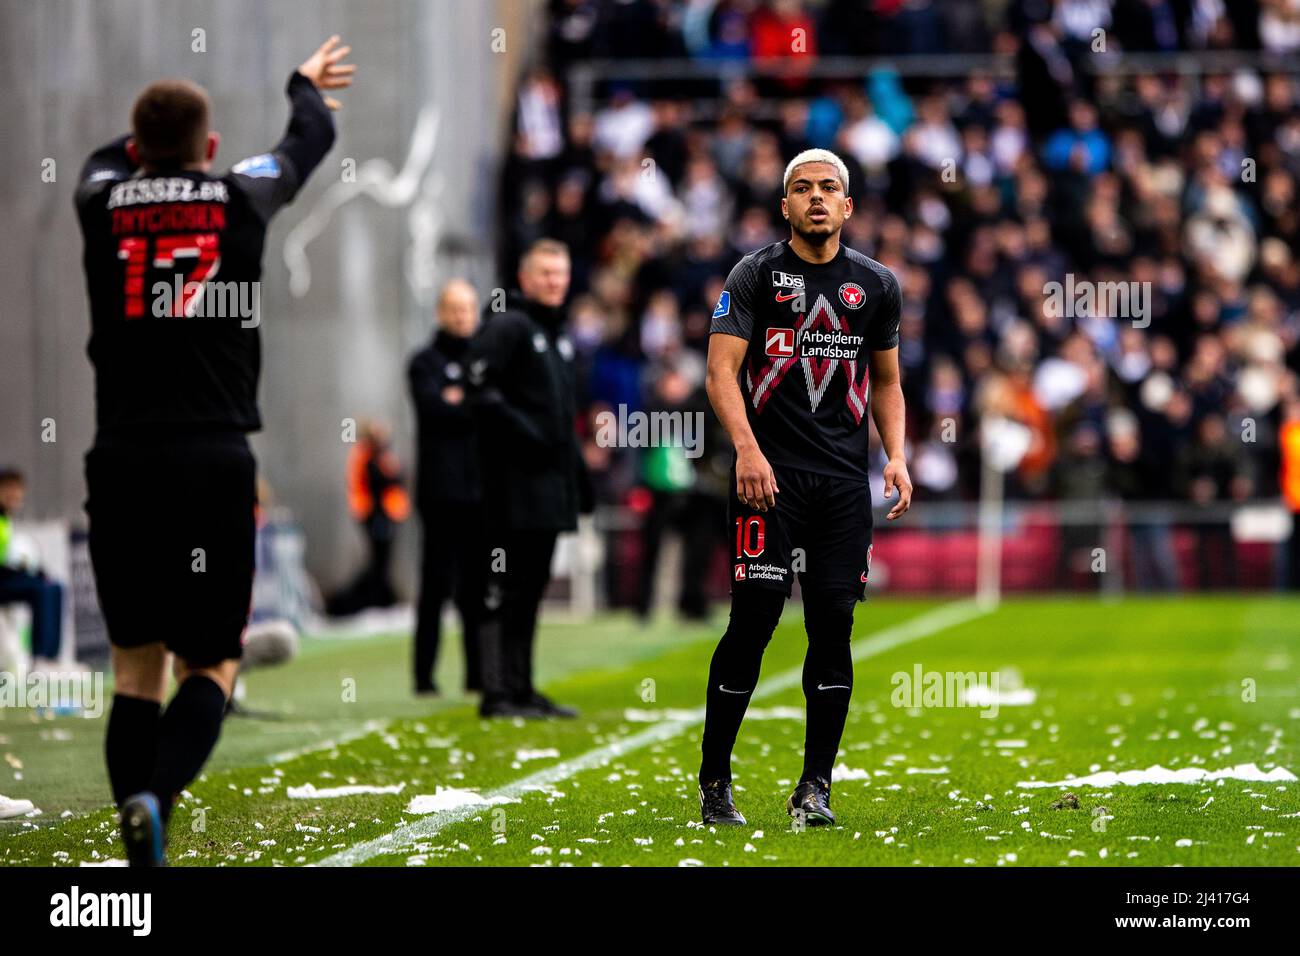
[
  {"left": 1281, "top": 420, "right": 1300, "bottom": 512},
  {"left": 347, "top": 440, "right": 410, "bottom": 523}
]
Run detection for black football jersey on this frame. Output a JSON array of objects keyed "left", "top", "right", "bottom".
[
  {"left": 710, "top": 240, "right": 900, "bottom": 480},
  {"left": 74, "top": 72, "right": 335, "bottom": 438}
]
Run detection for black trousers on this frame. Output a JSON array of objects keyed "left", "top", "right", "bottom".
[
  {"left": 635, "top": 490, "right": 719, "bottom": 619},
  {"left": 413, "top": 501, "right": 486, "bottom": 690},
  {"left": 478, "top": 529, "right": 557, "bottom": 703},
  {"left": 326, "top": 514, "right": 398, "bottom": 616}
]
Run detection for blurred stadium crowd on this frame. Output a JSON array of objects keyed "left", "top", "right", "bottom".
[{"left": 499, "top": 0, "right": 1300, "bottom": 544}]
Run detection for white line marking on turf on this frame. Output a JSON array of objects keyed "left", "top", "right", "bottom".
[
  {"left": 265, "top": 719, "right": 388, "bottom": 765},
  {"left": 318, "top": 600, "right": 988, "bottom": 866}
]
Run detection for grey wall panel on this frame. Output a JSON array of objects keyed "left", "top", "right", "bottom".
[{"left": 0, "top": 0, "right": 530, "bottom": 594}]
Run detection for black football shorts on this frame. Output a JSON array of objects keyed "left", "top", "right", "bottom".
[
  {"left": 85, "top": 430, "right": 256, "bottom": 667},
  {"left": 728, "top": 462, "right": 874, "bottom": 600}
]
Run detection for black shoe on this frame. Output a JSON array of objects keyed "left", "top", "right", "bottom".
[
  {"left": 415, "top": 684, "right": 440, "bottom": 697},
  {"left": 520, "top": 692, "right": 578, "bottom": 719},
  {"left": 787, "top": 777, "right": 835, "bottom": 826},
  {"left": 699, "top": 779, "right": 746, "bottom": 826},
  {"left": 478, "top": 695, "right": 546, "bottom": 719},
  {"left": 120, "top": 792, "right": 166, "bottom": 867}
]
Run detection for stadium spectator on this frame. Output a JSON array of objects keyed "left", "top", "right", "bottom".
[
  {"left": 408, "top": 279, "right": 487, "bottom": 695},
  {"left": 1106, "top": 409, "right": 1181, "bottom": 591},
  {"left": 0, "top": 468, "right": 64, "bottom": 660},
  {"left": 327, "top": 420, "right": 410, "bottom": 616},
  {"left": 633, "top": 360, "right": 716, "bottom": 620},
  {"left": 1280, "top": 395, "right": 1300, "bottom": 587},
  {"left": 1177, "top": 412, "right": 1254, "bottom": 586}
]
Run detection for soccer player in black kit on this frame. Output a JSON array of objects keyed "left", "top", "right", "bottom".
[
  {"left": 74, "top": 37, "right": 354, "bottom": 865},
  {"left": 699, "top": 149, "right": 913, "bottom": 827}
]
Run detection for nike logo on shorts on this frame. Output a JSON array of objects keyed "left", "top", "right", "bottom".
[
  {"left": 817, "top": 683, "right": 850, "bottom": 691},
  {"left": 718, "top": 685, "right": 751, "bottom": 694}
]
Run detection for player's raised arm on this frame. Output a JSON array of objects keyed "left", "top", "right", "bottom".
[
  {"left": 296, "top": 35, "right": 356, "bottom": 112},
  {"left": 227, "top": 36, "right": 354, "bottom": 220}
]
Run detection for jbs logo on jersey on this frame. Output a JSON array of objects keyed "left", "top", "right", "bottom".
[
  {"left": 772, "top": 271, "right": 804, "bottom": 289},
  {"left": 765, "top": 327, "right": 796, "bottom": 357},
  {"left": 839, "top": 282, "right": 866, "bottom": 309}
]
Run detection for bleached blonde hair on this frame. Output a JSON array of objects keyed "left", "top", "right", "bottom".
[{"left": 782, "top": 148, "right": 850, "bottom": 195}]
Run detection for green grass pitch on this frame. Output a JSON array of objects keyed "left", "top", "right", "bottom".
[{"left": 2, "top": 596, "right": 1297, "bottom": 867}]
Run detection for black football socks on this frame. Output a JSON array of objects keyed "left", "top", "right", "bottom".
[
  {"left": 800, "top": 597, "right": 855, "bottom": 784},
  {"left": 146, "top": 675, "right": 228, "bottom": 823},
  {"left": 105, "top": 694, "right": 162, "bottom": 807},
  {"left": 699, "top": 589, "right": 784, "bottom": 782}
]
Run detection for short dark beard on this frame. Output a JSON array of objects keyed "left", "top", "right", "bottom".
[{"left": 792, "top": 222, "right": 837, "bottom": 246}]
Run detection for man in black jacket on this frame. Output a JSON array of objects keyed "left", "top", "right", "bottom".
[
  {"left": 468, "top": 239, "right": 588, "bottom": 718},
  {"left": 408, "top": 279, "right": 485, "bottom": 694}
]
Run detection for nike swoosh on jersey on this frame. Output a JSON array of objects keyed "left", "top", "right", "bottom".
[{"left": 774, "top": 291, "right": 801, "bottom": 302}]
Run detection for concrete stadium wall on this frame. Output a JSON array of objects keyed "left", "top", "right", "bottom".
[{"left": 0, "top": 0, "right": 540, "bottom": 595}]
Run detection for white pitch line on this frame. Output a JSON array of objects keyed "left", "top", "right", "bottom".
[
  {"left": 318, "top": 600, "right": 989, "bottom": 866},
  {"left": 265, "top": 719, "right": 390, "bottom": 765}
]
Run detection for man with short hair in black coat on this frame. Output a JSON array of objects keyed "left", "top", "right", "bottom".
[
  {"left": 408, "top": 278, "right": 486, "bottom": 695},
  {"left": 467, "top": 238, "right": 590, "bottom": 718}
]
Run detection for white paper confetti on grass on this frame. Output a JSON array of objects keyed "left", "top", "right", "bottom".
[
  {"left": 1018, "top": 762, "right": 1297, "bottom": 789},
  {"left": 405, "top": 788, "right": 520, "bottom": 814},
  {"left": 514, "top": 748, "right": 560, "bottom": 762},
  {"left": 833, "top": 763, "right": 872, "bottom": 780},
  {"left": 286, "top": 782, "right": 406, "bottom": 799},
  {"left": 0, "top": 796, "right": 36, "bottom": 820},
  {"left": 962, "top": 686, "right": 1037, "bottom": 707}
]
